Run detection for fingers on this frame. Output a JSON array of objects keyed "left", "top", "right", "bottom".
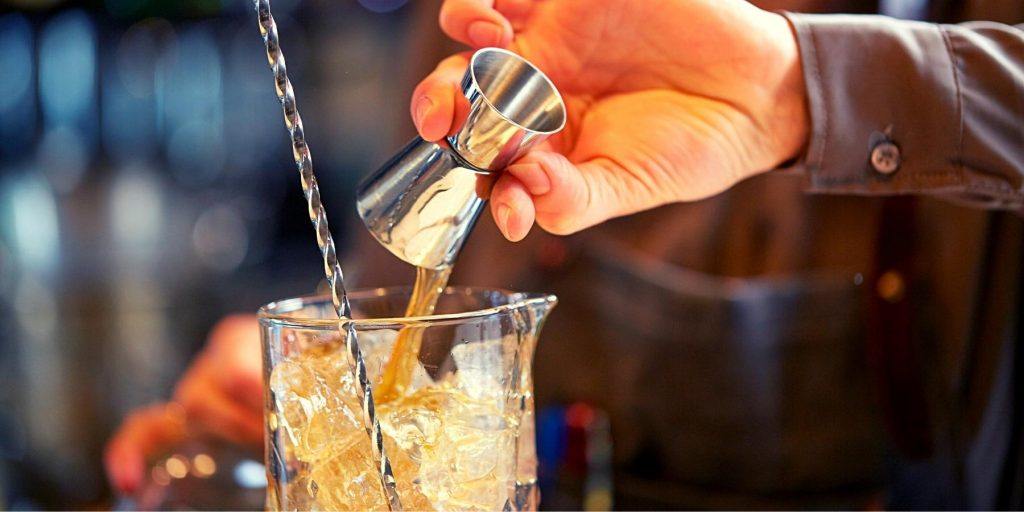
[
  {"left": 104, "top": 403, "right": 187, "bottom": 494},
  {"left": 439, "top": 0, "right": 514, "bottom": 48},
  {"left": 206, "top": 314, "right": 259, "bottom": 353},
  {"left": 222, "top": 367, "right": 264, "bottom": 414},
  {"left": 173, "top": 314, "right": 264, "bottom": 447},
  {"left": 174, "top": 364, "right": 264, "bottom": 446},
  {"left": 492, "top": 150, "right": 640, "bottom": 238},
  {"left": 496, "top": 150, "right": 604, "bottom": 236},
  {"left": 493, "top": 0, "right": 533, "bottom": 29},
  {"left": 489, "top": 175, "right": 535, "bottom": 241},
  {"left": 206, "top": 314, "right": 264, "bottom": 412},
  {"left": 410, "top": 54, "right": 472, "bottom": 141},
  {"left": 204, "top": 314, "right": 263, "bottom": 412},
  {"left": 176, "top": 387, "right": 264, "bottom": 446}
]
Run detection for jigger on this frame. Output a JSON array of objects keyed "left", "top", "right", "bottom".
[{"left": 356, "top": 47, "right": 567, "bottom": 270}]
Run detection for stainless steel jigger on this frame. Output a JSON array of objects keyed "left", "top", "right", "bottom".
[{"left": 356, "top": 47, "right": 567, "bottom": 269}]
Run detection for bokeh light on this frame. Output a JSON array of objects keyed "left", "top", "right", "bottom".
[
  {"left": 1, "top": 173, "right": 60, "bottom": 274},
  {"left": 191, "top": 453, "right": 217, "bottom": 478},
  {"left": 165, "top": 455, "right": 189, "bottom": 479},
  {"left": 161, "top": 26, "right": 225, "bottom": 186},
  {"left": 110, "top": 166, "right": 163, "bottom": 256},
  {"left": 0, "top": 15, "right": 33, "bottom": 113},
  {"left": 0, "top": 15, "right": 37, "bottom": 154},
  {"left": 39, "top": 11, "right": 97, "bottom": 128},
  {"left": 38, "top": 126, "right": 90, "bottom": 194},
  {"left": 192, "top": 204, "right": 249, "bottom": 272}
]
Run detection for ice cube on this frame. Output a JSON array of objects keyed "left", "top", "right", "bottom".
[
  {"left": 450, "top": 339, "right": 512, "bottom": 401},
  {"left": 305, "top": 433, "right": 384, "bottom": 511},
  {"left": 447, "top": 424, "right": 514, "bottom": 481},
  {"left": 380, "top": 401, "right": 442, "bottom": 462},
  {"left": 269, "top": 348, "right": 363, "bottom": 463},
  {"left": 356, "top": 328, "right": 398, "bottom": 382}
]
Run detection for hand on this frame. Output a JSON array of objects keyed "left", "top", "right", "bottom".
[
  {"left": 104, "top": 315, "right": 263, "bottom": 495},
  {"left": 412, "top": 0, "right": 809, "bottom": 240}
]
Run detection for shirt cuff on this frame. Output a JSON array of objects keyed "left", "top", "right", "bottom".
[{"left": 781, "top": 12, "right": 969, "bottom": 197}]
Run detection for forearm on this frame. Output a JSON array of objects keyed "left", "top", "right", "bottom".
[{"left": 781, "top": 13, "right": 1024, "bottom": 211}]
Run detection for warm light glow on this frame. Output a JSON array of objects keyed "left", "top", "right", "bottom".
[
  {"left": 192, "top": 453, "right": 216, "bottom": 478},
  {"left": 165, "top": 455, "right": 189, "bottom": 479}
]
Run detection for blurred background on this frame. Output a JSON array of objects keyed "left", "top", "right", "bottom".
[
  {"left": 0, "top": 0, "right": 437, "bottom": 507},
  {"left": 0, "top": 0, "right": 1020, "bottom": 509}
]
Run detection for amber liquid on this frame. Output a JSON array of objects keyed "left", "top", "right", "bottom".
[
  {"left": 375, "top": 266, "right": 453, "bottom": 403},
  {"left": 268, "top": 267, "right": 541, "bottom": 510},
  {"left": 270, "top": 340, "right": 526, "bottom": 510}
]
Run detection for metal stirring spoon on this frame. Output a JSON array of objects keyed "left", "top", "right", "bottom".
[{"left": 253, "top": 1, "right": 402, "bottom": 509}]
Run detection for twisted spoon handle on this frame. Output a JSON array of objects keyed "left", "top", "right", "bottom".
[{"left": 253, "top": 1, "right": 402, "bottom": 509}]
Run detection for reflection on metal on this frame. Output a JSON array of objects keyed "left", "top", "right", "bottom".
[
  {"left": 448, "top": 48, "right": 565, "bottom": 172},
  {"left": 357, "top": 48, "right": 565, "bottom": 270},
  {"left": 357, "top": 139, "right": 490, "bottom": 269}
]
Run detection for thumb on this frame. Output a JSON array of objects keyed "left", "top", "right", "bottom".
[{"left": 493, "top": 150, "right": 623, "bottom": 237}]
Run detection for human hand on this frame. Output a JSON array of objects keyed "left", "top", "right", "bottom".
[
  {"left": 412, "top": 0, "right": 809, "bottom": 240},
  {"left": 104, "top": 315, "right": 263, "bottom": 494}
]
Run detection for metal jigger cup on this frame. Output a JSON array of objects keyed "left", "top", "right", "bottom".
[{"left": 356, "top": 47, "right": 567, "bottom": 270}]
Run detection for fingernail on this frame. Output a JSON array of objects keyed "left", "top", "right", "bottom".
[
  {"left": 467, "top": 21, "right": 505, "bottom": 48},
  {"left": 496, "top": 204, "right": 513, "bottom": 239},
  {"left": 414, "top": 96, "right": 434, "bottom": 127}
]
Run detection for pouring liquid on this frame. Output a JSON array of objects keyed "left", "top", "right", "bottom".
[{"left": 376, "top": 265, "right": 454, "bottom": 403}]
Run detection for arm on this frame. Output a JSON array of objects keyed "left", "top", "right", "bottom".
[
  {"left": 412, "top": 1, "right": 1024, "bottom": 243},
  {"left": 783, "top": 13, "right": 1024, "bottom": 211}
]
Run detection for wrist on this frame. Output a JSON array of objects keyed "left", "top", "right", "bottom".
[{"left": 759, "top": 11, "right": 811, "bottom": 170}]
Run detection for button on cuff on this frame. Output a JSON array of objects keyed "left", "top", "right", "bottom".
[{"left": 871, "top": 141, "right": 902, "bottom": 175}]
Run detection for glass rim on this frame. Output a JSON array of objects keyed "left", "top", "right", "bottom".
[{"left": 258, "top": 285, "right": 557, "bottom": 329}]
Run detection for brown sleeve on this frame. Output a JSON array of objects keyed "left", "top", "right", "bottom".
[{"left": 780, "top": 13, "right": 1024, "bottom": 211}]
